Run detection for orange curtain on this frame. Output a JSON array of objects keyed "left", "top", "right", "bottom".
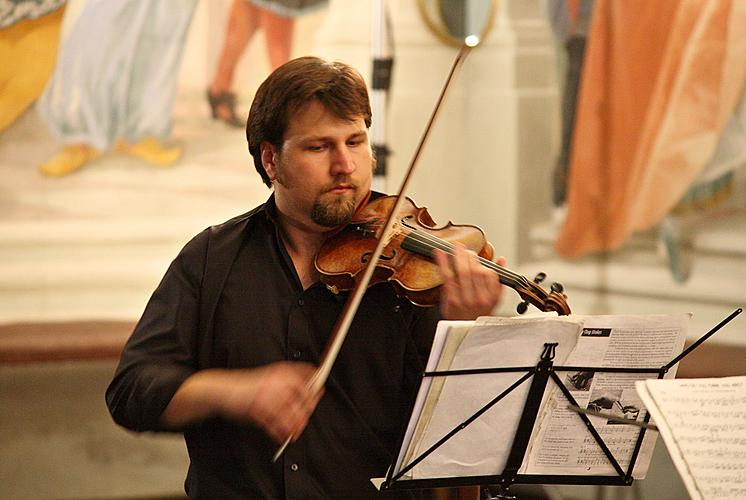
[{"left": 554, "top": 0, "right": 746, "bottom": 258}]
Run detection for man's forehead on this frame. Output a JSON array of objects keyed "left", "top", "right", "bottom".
[
  {"left": 291, "top": 99, "right": 362, "bottom": 121},
  {"left": 284, "top": 101, "right": 367, "bottom": 139}
]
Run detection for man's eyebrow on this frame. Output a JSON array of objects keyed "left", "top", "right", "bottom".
[{"left": 299, "top": 131, "right": 368, "bottom": 142}]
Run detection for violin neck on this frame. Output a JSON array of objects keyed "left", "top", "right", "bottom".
[{"left": 400, "top": 230, "right": 526, "bottom": 289}]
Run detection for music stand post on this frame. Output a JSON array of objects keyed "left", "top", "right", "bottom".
[{"left": 381, "top": 308, "right": 743, "bottom": 498}]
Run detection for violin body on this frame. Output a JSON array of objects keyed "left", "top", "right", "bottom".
[
  {"left": 317, "top": 196, "right": 492, "bottom": 306},
  {"left": 316, "top": 196, "right": 571, "bottom": 315}
]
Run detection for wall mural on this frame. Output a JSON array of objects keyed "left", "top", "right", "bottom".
[
  {"left": 1, "top": 1, "right": 65, "bottom": 133},
  {"left": 0, "top": 0, "right": 328, "bottom": 323},
  {"left": 1, "top": 0, "right": 744, "bottom": 326},
  {"left": 548, "top": 0, "right": 746, "bottom": 283}
]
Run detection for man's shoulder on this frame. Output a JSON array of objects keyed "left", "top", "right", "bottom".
[
  {"left": 208, "top": 203, "right": 267, "bottom": 236},
  {"left": 179, "top": 203, "right": 268, "bottom": 258}
]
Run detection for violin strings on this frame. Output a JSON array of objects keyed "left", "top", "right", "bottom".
[
  {"left": 354, "top": 219, "right": 569, "bottom": 314},
  {"left": 358, "top": 219, "right": 528, "bottom": 285},
  {"left": 360, "top": 219, "right": 531, "bottom": 288},
  {"left": 402, "top": 229, "right": 529, "bottom": 287}
]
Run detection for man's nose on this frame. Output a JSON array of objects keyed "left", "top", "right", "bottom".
[{"left": 330, "top": 146, "right": 355, "bottom": 175}]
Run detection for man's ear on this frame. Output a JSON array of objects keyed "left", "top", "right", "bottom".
[{"left": 260, "top": 142, "right": 278, "bottom": 182}]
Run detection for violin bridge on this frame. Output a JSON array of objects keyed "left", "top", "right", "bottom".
[{"left": 380, "top": 219, "right": 401, "bottom": 247}]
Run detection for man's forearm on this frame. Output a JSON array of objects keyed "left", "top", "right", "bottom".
[
  {"left": 159, "top": 362, "right": 320, "bottom": 443},
  {"left": 159, "top": 369, "right": 234, "bottom": 428}
]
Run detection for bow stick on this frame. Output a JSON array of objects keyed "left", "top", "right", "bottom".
[{"left": 274, "top": 44, "right": 474, "bottom": 461}]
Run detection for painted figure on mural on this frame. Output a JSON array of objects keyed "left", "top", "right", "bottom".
[
  {"left": 36, "top": 0, "right": 198, "bottom": 177},
  {"left": 0, "top": 0, "right": 66, "bottom": 133},
  {"left": 546, "top": 0, "right": 594, "bottom": 208},
  {"left": 207, "top": 0, "right": 328, "bottom": 128},
  {"left": 552, "top": 0, "right": 746, "bottom": 282}
]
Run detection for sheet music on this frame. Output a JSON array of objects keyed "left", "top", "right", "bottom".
[
  {"left": 522, "top": 313, "right": 689, "bottom": 478},
  {"left": 394, "top": 315, "right": 583, "bottom": 479},
  {"left": 636, "top": 377, "right": 746, "bottom": 500},
  {"left": 393, "top": 320, "right": 473, "bottom": 476},
  {"left": 391, "top": 313, "right": 690, "bottom": 484}
]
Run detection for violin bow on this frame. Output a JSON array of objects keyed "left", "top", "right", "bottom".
[{"left": 274, "top": 44, "right": 474, "bottom": 461}]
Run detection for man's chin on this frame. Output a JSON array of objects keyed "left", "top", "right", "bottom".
[{"left": 311, "top": 197, "right": 357, "bottom": 228}]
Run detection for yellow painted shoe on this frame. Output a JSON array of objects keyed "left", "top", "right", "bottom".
[
  {"left": 39, "top": 145, "right": 101, "bottom": 177},
  {"left": 116, "top": 138, "right": 182, "bottom": 166}
]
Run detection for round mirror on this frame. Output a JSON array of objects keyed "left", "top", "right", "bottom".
[{"left": 417, "top": 0, "right": 497, "bottom": 47}]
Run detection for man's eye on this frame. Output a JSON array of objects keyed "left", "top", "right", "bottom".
[{"left": 308, "top": 145, "right": 325, "bottom": 151}]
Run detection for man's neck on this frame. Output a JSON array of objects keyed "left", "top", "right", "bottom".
[{"left": 276, "top": 213, "right": 327, "bottom": 290}]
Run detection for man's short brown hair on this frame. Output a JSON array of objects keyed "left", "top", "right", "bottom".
[{"left": 246, "top": 56, "right": 372, "bottom": 187}]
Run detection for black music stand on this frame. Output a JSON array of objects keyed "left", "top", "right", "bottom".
[{"left": 380, "top": 308, "right": 742, "bottom": 499}]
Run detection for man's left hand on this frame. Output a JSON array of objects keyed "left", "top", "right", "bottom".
[{"left": 433, "top": 244, "right": 504, "bottom": 320}]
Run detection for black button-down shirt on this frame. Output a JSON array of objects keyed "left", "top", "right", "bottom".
[{"left": 107, "top": 195, "right": 440, "bottom": 499}]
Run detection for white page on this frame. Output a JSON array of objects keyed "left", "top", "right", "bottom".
[
  {"left": 398, "top": 315, "right": 582, "bottom": 479},
  {"left": 393, "top": 320, "right": 473, "bottom": 476},
  {"left": 636, "top": 377, "right": 746, "bottom": 500}
]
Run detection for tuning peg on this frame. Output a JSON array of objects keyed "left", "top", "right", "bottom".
[{"left": 517, "top": 273, "right": 559, "bottom": 314}]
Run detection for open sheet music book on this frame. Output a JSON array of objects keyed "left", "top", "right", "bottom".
[
  {"left": 636, "top": 376, "right": 746, "bottom": 500},
  {"left": 392, "top": 313, "right": 690, "bottom": 482}
]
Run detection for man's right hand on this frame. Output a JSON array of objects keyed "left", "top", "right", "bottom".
[
  {"left": 160, "top": 362, "right": 323, "bottom": 444},
  {"left": 221, "top": 362, "right": 322, "bottom": 443}
]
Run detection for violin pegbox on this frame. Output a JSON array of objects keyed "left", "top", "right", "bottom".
[{"left": 516, "top": 271, "right": 568, "bottom": 315}]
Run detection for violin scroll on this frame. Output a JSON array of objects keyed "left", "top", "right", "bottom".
[{"left": 516, "top": 273, "right": 570, "bottom": 315}]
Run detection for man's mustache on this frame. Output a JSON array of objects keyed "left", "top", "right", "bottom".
[{"left": 322, "top": 178, "right": 358, "bottom": 192}]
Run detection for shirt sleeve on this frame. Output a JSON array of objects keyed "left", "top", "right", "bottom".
[{"left": 105, "top": 229, "right": 209, "bottom": 432}]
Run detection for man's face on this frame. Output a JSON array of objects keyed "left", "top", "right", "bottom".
[{"left": 262, "top": 100, "right": 373, "bottom": 231}]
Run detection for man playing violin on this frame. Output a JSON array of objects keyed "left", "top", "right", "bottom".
[{"left": 107, "top": 56, "right": 504, "bottom": 498}]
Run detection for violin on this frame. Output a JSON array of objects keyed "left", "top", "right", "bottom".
[{"left": 316, "top": 195, "right": 571, "bottom": 316}]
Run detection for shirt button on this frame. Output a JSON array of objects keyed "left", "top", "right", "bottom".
[
  {"left": 290, "top": 463, "right": 299, "bottom": 472},
  {"left": 291, "top": 350, "right": 302, "bottom": 360},
  {"left": 298, "top": 298, "right": 304, "bottom": 306}
]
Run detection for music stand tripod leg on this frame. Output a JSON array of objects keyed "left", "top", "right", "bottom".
[{"left": 481, "top": 484, "right": 517, "bottom": 500}]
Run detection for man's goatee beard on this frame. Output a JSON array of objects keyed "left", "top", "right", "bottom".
[{"left": 311, "top": 198, "right": 357, "bottom": 227}]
